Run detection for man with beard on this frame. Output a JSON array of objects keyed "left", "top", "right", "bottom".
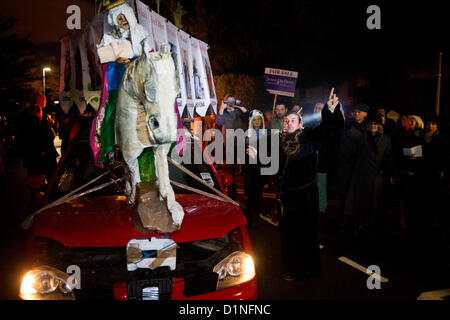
[
  {"left": 269, "top": 103, "right": 287, "bottom": 131},
  {"left": 278, "top": 88, "right": 344, "bottom": 281}
]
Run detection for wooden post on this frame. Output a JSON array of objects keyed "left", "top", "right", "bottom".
[{"left": 271, "top": 94, "right": 278, "bottom": 118}]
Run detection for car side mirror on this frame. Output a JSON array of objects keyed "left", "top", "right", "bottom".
[
  {"left": 222, "top": 173, "right": 234, "bottom": 187},
  {"left": 24, "top": 174, "right": 47, "bottom": 191}
]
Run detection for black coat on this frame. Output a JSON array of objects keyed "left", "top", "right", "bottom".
[
  {"left": 277, "top": 104, "right": 344, "bottom": 276},
  {"left": 337, "top": 122, "right": 393, "bottom": 226}
]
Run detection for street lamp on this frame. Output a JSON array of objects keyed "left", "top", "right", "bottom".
[{"left": 42, "top": 67, "right": 51, "bottom": 95}]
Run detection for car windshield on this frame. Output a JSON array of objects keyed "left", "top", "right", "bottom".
[{"left": 49, "top": 119, "right": 221, "bottom": 201}]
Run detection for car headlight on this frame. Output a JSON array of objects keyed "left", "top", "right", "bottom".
[
  {"left": 20, "top": 266, "right": 76, "bottom": 300},
  {"left": 213, "top": 251, "right": 255, "bottom": 290}
]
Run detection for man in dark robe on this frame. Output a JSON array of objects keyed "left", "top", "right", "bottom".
[{"left": 278, "top": 88, "right": 344, "bottom": 281}]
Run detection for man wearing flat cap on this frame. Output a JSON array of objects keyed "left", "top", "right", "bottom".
[{"left": 335, "top": 108, "right": 393, "bottom": 239}]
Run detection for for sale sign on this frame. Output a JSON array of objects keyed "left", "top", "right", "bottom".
[{"left": 264, "top": 67, "right": 298, "bottom": 97}]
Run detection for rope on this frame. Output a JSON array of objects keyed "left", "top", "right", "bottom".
[
  {"left": 170, "top": 180, "right": 230, "bottom": 203},
  {"left": 168, "top": 157, "right": 240, "bottom": 207},
  {"left": 21, "top": 167, "right": 121, "bottom": 230}
]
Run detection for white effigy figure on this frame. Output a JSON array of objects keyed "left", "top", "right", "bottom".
[
  {"left": 115, "top": 47, "right": 184, "bottom": 229},
  {"left": 97, "top": 3, "right": 153, "bottom": 59}
]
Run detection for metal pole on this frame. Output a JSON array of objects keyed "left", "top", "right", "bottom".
[
  {"left": 157, "top": 0, "right": 161, "bottom": 14},
  {"left": 435, "top": 51, "right": 443, "bottom": 117}
]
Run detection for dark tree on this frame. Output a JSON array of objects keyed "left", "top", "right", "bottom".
[{"left": 0, "top": 15, "right": 37, "bottom": 119}]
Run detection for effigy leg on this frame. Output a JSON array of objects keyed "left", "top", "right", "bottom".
[{"left": 154, "top": 144, "right": 184, "bottom": 227}]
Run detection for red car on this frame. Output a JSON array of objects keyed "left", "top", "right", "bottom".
[{"left": 19, "top": 116, "right": 257, "bottom": 300}]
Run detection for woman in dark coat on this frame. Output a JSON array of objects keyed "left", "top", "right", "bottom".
[
  {"left": 339, "top": 112, "right": 393, "bottom": 236},
  {"left": 278, "top": 88, "right": 344, "bottom": 280}
]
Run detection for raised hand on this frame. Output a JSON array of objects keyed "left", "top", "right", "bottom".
[{"left": 327, "top": 87, "right": 339, "bottom": 111}]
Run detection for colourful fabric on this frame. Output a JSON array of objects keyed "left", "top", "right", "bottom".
[
  {"left": 138, "top": 148, "right": 156, "bottom": 183},
  {"left": 98, "top": 90, "right": 119, "bottom": 164},
  {"left": 90, "top": 63, "right": 109, "bottom": 168},
  {"left": 92, "top": 59, "right": 136, "bottom": 166},
  {"left": 174, "top": 101, "right": 186, "bottom": 157},
  {"left": 106, "top": 62, "right": 127, "bottom": 94}
]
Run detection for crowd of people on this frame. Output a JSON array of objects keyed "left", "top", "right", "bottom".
[
  {"left": 1, "top": 86, "right": 448, "bottom": 283},
  {"left": 213, "top": 90, "right": 450, "bottom": 282}
]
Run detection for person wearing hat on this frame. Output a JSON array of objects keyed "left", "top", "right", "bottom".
[
  {"left": 278, "top": 88, "right": 344, "bottom": 281},
  {"left": 334, "top": 103, "right": 370, "bottom": 220},
  {"left": 337, "top": 110, "right": 393, "bottom": 239}
]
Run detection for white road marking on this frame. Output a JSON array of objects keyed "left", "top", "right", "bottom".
[
  {"left": 338, "top": 256, "right": 389, "bottom": 283},
  {"left": 417, "top": 288, "right": 450, "bottom": 300}
]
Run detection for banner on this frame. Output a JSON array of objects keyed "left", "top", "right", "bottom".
[
  {"left": 150, "top": 9, "right": 168, "bottom": 52},
  {"left": 135, "top": 0, "right": 156, "bottom": 51},
  {"left": 190, "top": 37, "right": 209, "bottom": 116},
  {"left": 198, "top": 40, "right": 217, "bottom": 115},
  {"left": 83, "top": 18, "right": 104, "bottom": 111},
  {"left": 79, "top": 27, "right": 100, "bottom": 112},
  {"left": 68, "top": 31, "right": 87, "bottom": 113},
  {"left": 59, "top": 35, "right": 73, "bottom": 113},
  {"left": 264, "top": 67, "right": 298, "bottom": 97},
  {"left": 177, "top": 30, "right": 194, "bottom": 118},
  {"left": 166, "top": 21, "right": 185, "bottom": 116}
]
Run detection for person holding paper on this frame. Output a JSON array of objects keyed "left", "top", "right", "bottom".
[
  {"left": 92, "top": 3, "right": 154, "bottom": 167},
  {"left": 396, "top": 114, "right": 425, "bottom": 230}
]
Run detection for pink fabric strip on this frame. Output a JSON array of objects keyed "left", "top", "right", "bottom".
[{"left": 90, "top": 63, "right": 109, "bottom": 168}]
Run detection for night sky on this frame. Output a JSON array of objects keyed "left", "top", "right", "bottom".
[{"left": 1, "top": 0, "right": 448, "bottom": 116}]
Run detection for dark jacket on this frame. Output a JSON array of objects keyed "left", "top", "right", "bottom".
[
  {"left": 277, "top": 104, "right": 344, "bottom": 276},
  {"left": 337, "top": 121, "right": 393, "bottom": 225},
  {"left": 215, "top": 109, "right": 248, "bottom": 131}
]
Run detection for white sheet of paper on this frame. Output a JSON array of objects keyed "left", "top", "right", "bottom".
[{"left": 403, "top": 145, "right": 422, "bottom": 158}]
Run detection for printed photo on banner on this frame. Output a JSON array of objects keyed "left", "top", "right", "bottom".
[
  {"left": 178, "top": 30, "right": 193, "bottom": 101},
  {"left": 166, "top": 21, "right": 186, "bottom": 116},
  {"left": 68, "top": 33, "right": 87, "bottom": 113},
  {"left": 86, "top": 22, "right": 103, "bottom": 92},
  {"left": 190, "top": 39, "right": 205, "bottom": 100},
  {"left": 135, "top": 0, "right": 156, "bottom": 51},
  {"left": 190, "top": 37, "right": 211, "bottom": 116},
  {"left": 199, "top": 40, "right": 217, "bottom": 114},
  {"left": 59, "top": 36, "right": 73, "bottom": 113},
  {"left": 150, "top": 9, "right": 168, "bottom": 52}
]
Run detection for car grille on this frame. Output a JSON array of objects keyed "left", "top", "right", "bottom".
[{"left": 32, "top": 236, "right": 238, "bottom": 299}]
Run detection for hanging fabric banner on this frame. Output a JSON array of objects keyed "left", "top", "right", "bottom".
[
  {"left": 69, "top": 31, "right": 87, "bottom": 113},
  {"left": 79, "top": 27, "right": 101, "bottom": 112},
  {"left": 150, "top": 9, "right": 168, "bottom": 52},
  {"left": 190, "top": 37, "right": 210, "bottom": 116},
  {"left": 166, "top": 21, "right": 185, "bottom": 116},
  {"left": 135, "top": 0, "right": 156, "bottom": 51},
  {"left": 198, "top": 40, "right": 217, "bottom": 115},
  {"left": 177, "top": 30, "right": 194, "bottom": 118},
  {"left": 59, "top": 35, "right": 73, "bottom": 114},
  {"left": 82, "top": 17, "right": 104, "bottom": 111}
]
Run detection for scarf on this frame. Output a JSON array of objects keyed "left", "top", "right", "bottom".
[{"left": 280, "top": 129, "right": 303, "bottom": 157}]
